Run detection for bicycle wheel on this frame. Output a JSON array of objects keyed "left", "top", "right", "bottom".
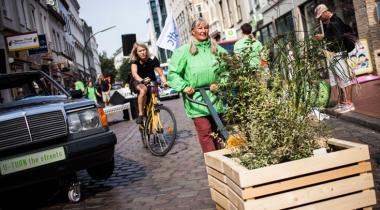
[
  {"left": 145, "top": 105, "right": 177, "bottom": 156},
  {"left": 139, "top": 124, "right": 147, "bottom": 148}
]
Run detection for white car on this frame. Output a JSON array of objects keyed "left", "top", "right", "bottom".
[{"left": 157, "top": 63, "right": 180, "bottom": 100}]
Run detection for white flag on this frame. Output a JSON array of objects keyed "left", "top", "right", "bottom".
[{"left": 156, "top": 15, "right": 181, "bottom": 51}]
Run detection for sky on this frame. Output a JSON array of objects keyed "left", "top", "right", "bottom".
[{"left": 78, "top": 0, "right": 149, "bottom": 57}]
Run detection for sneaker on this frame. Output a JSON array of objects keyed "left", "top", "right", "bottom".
[
  {"left": 332, "top": 103, "right": 344, "bottom": 111},
  {"left": 136, "top": 116, "right": 144, "bottom": 124},
  {"left": 336, "top": 104, "right": 355, "bottom": 114}
]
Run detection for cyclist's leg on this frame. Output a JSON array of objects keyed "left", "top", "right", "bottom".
[{"left": 134, "top": 83, "right": 148, "bottom": 124}]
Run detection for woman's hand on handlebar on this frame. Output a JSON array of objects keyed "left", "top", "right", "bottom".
[
  {"left": 143, "top": 77, "right": 151, "bottom": 84},
  {"left": 184, "top": 87, "right": 195, "bottom": 95},
  {"left": 210, "top": 84, "right": 219, "bottom": 93}
]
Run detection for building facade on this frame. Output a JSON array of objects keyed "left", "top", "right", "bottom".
[
  {"left": 251, "top": 0, "right": 380, "bottom": 77},
  {"left": 147, "top": 0, "right": 172, "bottom": 62},
  {"left": 0, "top": 0, "right": 102, "bottom": 89}
]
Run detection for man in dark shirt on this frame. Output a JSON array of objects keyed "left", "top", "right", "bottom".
[{"left": 315, "top": 4, "right": 355, "bottom": 113}]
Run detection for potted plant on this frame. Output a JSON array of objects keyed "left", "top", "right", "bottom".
[{"left": 205, "top": 33, "right": 376, "bottom": 210}]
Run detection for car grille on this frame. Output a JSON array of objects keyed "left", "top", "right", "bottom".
[{"left": 0, "top": 111, "right": 67, "bottom": 149}]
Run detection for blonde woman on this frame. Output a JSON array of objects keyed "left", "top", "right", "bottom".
[
  {"left": 129, "top": 42, "right": 167, "bottom": 124},
  {"left": 168, "top": 18, "right": 227, "bottom": 153}
]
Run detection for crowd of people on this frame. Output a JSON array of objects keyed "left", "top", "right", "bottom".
[{"left": 73, "top": 75, "right": 111, "bottom": 106}]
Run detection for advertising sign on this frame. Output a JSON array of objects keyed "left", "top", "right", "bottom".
[
  {"left": 225, "top": 29, "right": 237, "bottom": 41},
  {"left": 6, "top": 32, "right": 39, "bottom": 51},
  {"left": 28, "top": 34, "right": 48, "bottom": 55},
  {"left": 347, "top": 38, "right": 373, "bottom": 76}
]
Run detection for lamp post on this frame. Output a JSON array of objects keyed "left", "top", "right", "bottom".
[{"left": 82, "top": 25, "right": 116, "bottom": 80}]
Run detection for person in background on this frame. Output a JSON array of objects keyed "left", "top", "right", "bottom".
[
  {"left": 314, "top": 4, "right": 356, "bottom": 113},
  {"left": 95, "top": 75, "right": 104, "bottom": 105},
  {"left": 129, "top": 42, "right": 167, "bottom": 124},
  {"left": 100, "top": 76, "right": 111, "bottom": 106},
  {"left": 234, "top": 23, "right": 263, "bottom": 71},
  {"left": 74, "top": 79, "right": 85, "bottom": 96},
  {"left": 168, "top": 17, "right": 227, "bottom": 153},
  {"left": 85, "top": 81, "right": 97, "bottom": 102}
]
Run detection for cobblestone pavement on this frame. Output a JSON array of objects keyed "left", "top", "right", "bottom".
[{"left": 1, "top": 98, "right": 380, "bottom": 210}]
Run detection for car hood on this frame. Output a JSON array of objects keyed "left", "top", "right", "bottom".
[{"left": 0, "top": 96, "right": 94, "bottom": 115}]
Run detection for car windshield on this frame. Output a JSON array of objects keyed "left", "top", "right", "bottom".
[{"left": 0, "top": 71, "right": 68, "bottom": 105}]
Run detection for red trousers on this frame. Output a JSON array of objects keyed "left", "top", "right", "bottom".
[{"left": 193, "top": 116, "right": 219, "bottom": 153}]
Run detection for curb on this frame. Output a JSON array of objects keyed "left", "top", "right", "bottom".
[{"left": 325, "top": 108, "right": 380, "bottom": 133}]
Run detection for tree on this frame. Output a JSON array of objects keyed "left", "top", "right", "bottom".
[
  {"left": 118, "top": 58, "right": 131, "bottom": 83},
  {"left": 99, "top": 51, "right": 117, "bottom": 83}
]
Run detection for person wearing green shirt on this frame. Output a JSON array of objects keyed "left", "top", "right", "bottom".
[
  {"left": 74, "top": 80, "right": 85, "bottom": 95},
  {"left": 233, "top": 23, "right": 263, "bottom": 71},
  {"left": 168, "top": 18, "right": 227, "bottom": 153},
  {"left": 85, "top": 81, "right": 97, "bottom": 102}
]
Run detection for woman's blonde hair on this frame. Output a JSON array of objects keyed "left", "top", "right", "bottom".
[
  {"left": 189, "top": 17, "right": 218, "bottom": 55},
  {"left": 129, "top": 42, "right": 151, "bottom": 63}
]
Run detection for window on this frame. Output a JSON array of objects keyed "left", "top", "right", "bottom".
[
  {"left": 1, "top": 0, "right": 9, "bottom": 18},
  {"left": 57, "top": 33, "right": 62, "bottom": 52},
  {"left": 257, "top": 23, "right": 274, "bottom": 44},
  {"left": 194, "top": 4, "right": 203, "bottom": 18},
  {"left": 21, "top": 0, "right": 31, "bottom": 30},
  {"left": 276, "top": 12, "right": 294, "bottom": 35},
  {"left": 30, "top": 5, "right": 36, "bottom": 31},
  {"left": 236, "top": 0, "right": 242, "bottom": 22},
  {"left": 17, "top": 1, "right": 26, "bottom": 26}
]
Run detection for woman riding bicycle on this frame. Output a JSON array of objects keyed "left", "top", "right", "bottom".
[
  {"left": 129, "top": 42, "right": 167, "bottom": 124},
  {"left": 167, "top": 18, "right": 227, "bottom": 153}
]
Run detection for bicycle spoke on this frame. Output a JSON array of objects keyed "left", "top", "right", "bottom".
[{"left": 145, "top": 106, "right": 177, "bottom": 156}]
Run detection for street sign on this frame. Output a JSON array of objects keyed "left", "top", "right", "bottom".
[
  {"left": 29, "top": 34, "right": 48, "bottom": 55},
  {"left": 224, "top": 29, "right": 237, "bottom": 41},
  {"left": 6, "top": 32, "right": 39, "bottom": 51}
]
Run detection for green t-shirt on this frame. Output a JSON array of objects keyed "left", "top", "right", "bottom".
[
  {"left": 233, "top": 37, "right": 263, "bottom": 71},
  {"left": 85, "top": 87, "right": 97, "bottom": 101},
  {"left": 75, "top": 81, "right": 85, "bottom": 92}
]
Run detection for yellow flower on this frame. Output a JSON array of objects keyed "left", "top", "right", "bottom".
[{"left": 226, "top": 134, "right": 247, "bottom": 148}]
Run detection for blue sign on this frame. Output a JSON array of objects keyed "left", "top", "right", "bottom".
[{"left": 28, "top": 34, "right": 48, "bottom": 55}]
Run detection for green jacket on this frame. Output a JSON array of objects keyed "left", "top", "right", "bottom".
[
  {"left": 233, "top": 37, "right": 263, "bottom": 70},
  {"left": 168, "top": 39, "right": 226, "bottom": 118}
]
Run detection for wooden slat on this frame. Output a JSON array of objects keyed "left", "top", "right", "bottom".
[
  {"left": 208, "top": 175, "right": 245, "bottom": 210},
  {"left": 244, "top": 173, "right": 374, "bottom": 209},
  {"left": 208, "top": 162, "right": 372, "bottom": 200},
  {"left": 216, "top": 204, "right": 225, "bottom": 210},
  {"left": 240, "top": 161, "right": 372, "bottom": 199},
  {"left": 293, "top": 190, "right": 376, "bottom": 210},
  {"left": 205, "top": 144, "right": 370, "bottom": 188},
  {"left": 210, "top": 188, "right": 239, "bottom": 210},
  {"left": 327, "top": 138, "right": 366, "bottom": 149},
  {"left": 207, "top": 166, "right": 226, "bottom": 182}
]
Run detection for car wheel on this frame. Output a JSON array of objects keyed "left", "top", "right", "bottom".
[{"left": 87, "top": 157, "right": 115, "bottom": 180}]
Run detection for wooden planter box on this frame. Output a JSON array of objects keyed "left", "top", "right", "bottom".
[{"left": 204, "top": 138, "right": 376, "bottom": 210}]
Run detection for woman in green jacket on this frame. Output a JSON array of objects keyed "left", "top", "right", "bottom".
[{"left": 168, "top": 18, "right": 226, "bottom": 153}]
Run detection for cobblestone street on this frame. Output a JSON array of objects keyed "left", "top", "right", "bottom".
[{"left": 1, "top": 97, "right": 380, "bottom": 210}]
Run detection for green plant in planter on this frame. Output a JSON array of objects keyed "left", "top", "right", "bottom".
[{"left": 216, "top": 33, "right": 329, "bottom": 170}]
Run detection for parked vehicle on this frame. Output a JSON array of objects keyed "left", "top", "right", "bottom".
[
  {"left": 217, "top": 39, "right": 237, "bottom": 53},
  {"left": 157, "top": 63, "right": 180, "bottom": 100},
  {"left": 0, "top": 70, "right": 117, "bottom": 202}
]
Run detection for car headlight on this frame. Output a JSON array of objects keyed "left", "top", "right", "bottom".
[{"left": 67, "top": 109, "right": 101, "bottom": 133}]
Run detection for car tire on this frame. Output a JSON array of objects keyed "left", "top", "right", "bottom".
[{"left": 87, "top": 157, "right": 115, "bottom": 180}]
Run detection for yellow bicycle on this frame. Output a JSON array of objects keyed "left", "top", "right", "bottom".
[{"left": 139, "top": 82, "right": 177, "bottom": 156}]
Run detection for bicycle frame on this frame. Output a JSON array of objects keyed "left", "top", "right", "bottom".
[{"left": 145, "top": 84, "right": 162, "bottom": 133}]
